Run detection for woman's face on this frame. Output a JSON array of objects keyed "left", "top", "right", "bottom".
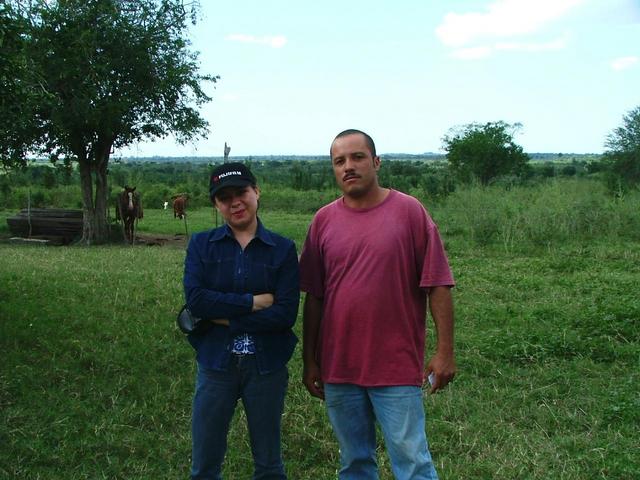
[{"left": 214, "top": 185, "right": 260, "bottom": 232}]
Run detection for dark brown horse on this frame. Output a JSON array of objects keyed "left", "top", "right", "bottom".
[
  {"left": 173, "top": 195, "right": 188, "bottom": 220},
  {"left": 115, "top": 186, "right": 143, "bottom": 244}
]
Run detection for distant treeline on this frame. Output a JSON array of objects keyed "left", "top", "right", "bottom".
[
  {"left": 110, "top": 152, "right": 599, "bottom": 164},
  {"left": 1, "top": 155, "right": 605, "bottom": 212}
]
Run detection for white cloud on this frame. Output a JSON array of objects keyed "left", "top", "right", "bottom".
[
  {"left": 495, "top": 35, "right": 568, "bottom": 52},
  {"left": 450, "top": 35, "right": 568, "bottom": 60},
  {"left": 225, "top": 34, "right": 287, "bottom": 48},
  {"left": 611, "top": 56, "right": 639, "bottom": 71},
  {"left": 452, "top": 46, "right": 493, "bottom": 60},
  {"left": 436, "top": 0, "right": 585, "bottom": 47}
]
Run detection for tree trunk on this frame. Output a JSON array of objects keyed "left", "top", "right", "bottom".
[{"left": 78, "top": 151, "right": 111, "bottom": 245}]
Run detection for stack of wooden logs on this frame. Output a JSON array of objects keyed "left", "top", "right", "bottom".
[{"left": 6, "top": 208, "right": 83, "bottom": 244}]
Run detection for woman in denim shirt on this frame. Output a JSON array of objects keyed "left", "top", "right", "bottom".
[{"left": 183, "top": 162, "right": 299, "bottom": 480}]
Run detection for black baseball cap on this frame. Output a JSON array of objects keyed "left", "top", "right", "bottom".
[{"left": 209, "top": 162, "right": 257, "bottom": 199}]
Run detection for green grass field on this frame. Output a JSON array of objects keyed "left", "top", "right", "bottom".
[{"left": 1, "top": 192, "right": 639, "bottom": 478}]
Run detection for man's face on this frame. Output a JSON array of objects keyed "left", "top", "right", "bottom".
[
  {"left": 330, "top": 133, "right": 380, "bottom": 199},
  {"left": 214, "top": 185, "right": 260, "bottom": 231}
]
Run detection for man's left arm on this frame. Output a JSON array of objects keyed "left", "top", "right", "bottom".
[{"left": 425, "top": 285, "right": 456, "bottom": 394}]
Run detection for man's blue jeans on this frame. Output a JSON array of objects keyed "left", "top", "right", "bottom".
[
  {"left": 191, "top": 355, "right": 288, "bottom": 480},
  {"left": 324, "top": 384, "right": 438, "bottom": 480}
]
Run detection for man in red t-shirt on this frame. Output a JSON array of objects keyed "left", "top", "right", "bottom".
[{"left": 299, "top": 129, "right": 455, "bottom": 479}]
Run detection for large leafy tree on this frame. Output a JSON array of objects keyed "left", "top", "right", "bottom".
[
  {"left": 1, "top": 0, "right": 217, "bottom": 244},
  {"left": 604, "top": 105, "right": 640, "bottom": 192},
  {"left": 442, "top": 121, "right": 530, "bottom": 185},
  {"left": 0, "top": 2, "right": 45, "bottom": 165}
]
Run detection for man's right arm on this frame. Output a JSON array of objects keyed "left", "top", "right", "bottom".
[{"left": 302, "top": 293, "right": 324, "bottom": 400}]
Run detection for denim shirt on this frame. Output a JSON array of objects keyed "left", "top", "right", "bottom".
[{"left": 183, "top": 220, "right": 299, "bottom": 374}]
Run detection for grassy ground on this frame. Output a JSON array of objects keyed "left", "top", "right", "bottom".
[{"left": 1, "top": 208, "right": 639, "bottom": 479}]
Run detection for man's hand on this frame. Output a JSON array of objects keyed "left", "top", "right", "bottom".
[
  {"left": 425, "top": 351, "right": 456, "bottom": 394},
  {"left": 252, "top": 293, "right": 274, "bottom": 311},
  {"left": 303, "top": 360, "right": 325, "bottom": 400},
  {"left": 426, "top": 286, "right": 455, "bottom": 394},
  {"left": 302, "top": 293, "right": 324, "bottom": 399}
]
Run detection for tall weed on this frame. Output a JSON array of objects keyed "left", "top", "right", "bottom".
[{"left": 437, "top": 179, "right": 640, "bottom": 249}]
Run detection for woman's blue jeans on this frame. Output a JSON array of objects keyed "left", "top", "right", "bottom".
[
  {"left": 324, "top": 384, "right": 438, "bottom": 480},
  {"left": 191, "top": 355, "right": 288, "bottom": 480}
]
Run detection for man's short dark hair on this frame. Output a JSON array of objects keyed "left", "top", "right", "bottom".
[{"left": 331, "top": 129, "right": 377, "bottom": 158}]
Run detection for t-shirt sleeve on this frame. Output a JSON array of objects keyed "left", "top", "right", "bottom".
[
  {"left": 418, "top": 211, "right": 455, "bottom": 288},
  {"left": 299, "top": 217, "right": 325, "bottom": 298}
]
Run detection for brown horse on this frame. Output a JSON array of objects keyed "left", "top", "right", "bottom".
[
  {"left": 115, "top": 186, "right": 143, "bottom": 243},
  {"left": 173, "top": 195, "right": 188, "bottom": 220}
]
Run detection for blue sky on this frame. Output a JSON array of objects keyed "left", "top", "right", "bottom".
[{"left": 119, "top": 0, "right": 640, "bottom": 158}]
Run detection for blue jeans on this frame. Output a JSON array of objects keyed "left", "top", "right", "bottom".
[
  {"left": 191, "top": 355, "right": 288, "bottom": 480},
  {"left": 324, "top": 384, "right": 438, "bottom": 480}
]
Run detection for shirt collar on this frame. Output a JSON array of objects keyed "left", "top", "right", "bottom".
[{"left": 209, "top": 218, "right": 276, "bottom": 247}]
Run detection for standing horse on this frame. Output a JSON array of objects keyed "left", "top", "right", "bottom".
[
  {"left": 115, "top": 186, "right": 143, "bottom": 244},
  {"left": 173, "top": 195, "right": 188, "bottom": 220}
]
